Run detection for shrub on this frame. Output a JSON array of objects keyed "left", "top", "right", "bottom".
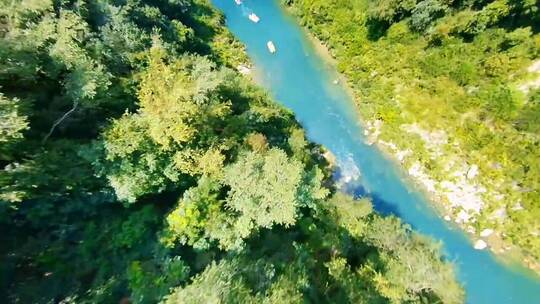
[{"left": 410, "top": 0, "right": 448, "bottom": 31}]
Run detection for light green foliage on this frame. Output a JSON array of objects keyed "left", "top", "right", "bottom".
[
  {"left": 138, "top": 49, "right": 232, "bottom": 148},
  {"left": 288, "top": 127, "right": 310, "bottom": 163},
  {"left": 330, "top": 192, "right": 373, "bottom": 237},
  {"left": 100, "top": 113, "right": 171, "bottom": 203},
  {"left": 246, "top": 132, "right": 269, "bottom": 152},
  {"left": 173, "top": 147, "right": 226, "bottom": 178},
  {"left": 296, "top": 167, "right": 330, "bottom": 209},
  {"left": 224, "top": 149, "right": 303, "bottom": 231},
  {"left": 0, "top": 0, "right": 253, "bottom": 301},
  {"left": 47, "top": 10, "right": 112, "bottom": 105},
  {"left": 472, "top": 0, "right": 510, "bottom": 33},
  {"left": 98, "top": 49, "right": 237, "bottom": 202},
  {"left": 365, "top": 217, "right": 463, "bottom": 303},
  {"left": 49, "top": 11, "right": 89, "bottom": 69},
  {"left": 98, "top": 7, "right": 150, "bottom": 69},
  {"left": 165, "top": 149, "right": 308, "bottom": 251},
  {"left": 0, "top": 92, "right": 28, "bottom": 148},
  {"left": 64, "top": 60, "right": 111, "bottom": 104},
  {"left": 164, "top": 258, "right": 307, "bottom": 304},
  {"left": 164, "top": 177, "right": 224, "bottom": 249},
  {"left": 163, "top": 260, "right": 256, "bottom": 304}
]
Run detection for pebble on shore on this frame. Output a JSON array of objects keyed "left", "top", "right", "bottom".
[
  {"left": 474, "top": 239, "right": 488, "bottom": 250},
  {"left": 480, "top": 228, "right": 494, "bottom": 238},
  {"left": 237, "top": 64, "right": 251, "bottom": 75}
]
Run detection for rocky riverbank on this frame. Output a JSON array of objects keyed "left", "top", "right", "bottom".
[{"left": 363, "top": 118, "right": 540, "bottom": 273}]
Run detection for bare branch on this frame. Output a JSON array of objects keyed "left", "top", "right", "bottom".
[{"left": 42, "top": 102, "right": 79, "bottom": 144}]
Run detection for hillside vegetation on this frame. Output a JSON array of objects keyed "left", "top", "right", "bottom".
[
  {"left": 0, "top": 0, "right": 462, "bottom": 303},
  {"left": 284, "top": 0, "right": 540, "bottom": 270}
]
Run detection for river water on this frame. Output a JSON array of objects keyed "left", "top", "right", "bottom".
[{"left": 212, "top": 0, "right": 540, "bottom": 302}]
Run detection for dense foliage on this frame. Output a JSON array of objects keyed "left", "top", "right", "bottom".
[
  {"left": 1, "top": 0, "right": 462, "bottom": 303},
  {"left": 284, "top": 0, "right": 540, "bottom": 270}
]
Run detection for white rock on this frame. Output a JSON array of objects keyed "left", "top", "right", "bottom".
[
  {"left": 474, "top": 240, "right": 488, "bottom": 250},
  {"left": 480, "top": 229, "right": 494, "bottom": 237},
  {"left": 517, "top": 76, "right": 540, "bottom": 95},
  {"left": 528, "top": 60, "right": 540, "bottom": 73},
  {"left": 511, "top": 202, "right": 524, "bottom": 211},
  {"left": 396, "top": 150, "right": 410, "bottom": 162},
  {"left": 422, "top": 178, "right": 437, "bottom": 193},
  {"left": 491, "top": 162, "right": 502, "bottom": 170},
  {"left": 378, "top": 140, "right": 397, "bottom": 151},
  {"left": 489, "top": 207, "right": 507, "bottom": 221},
  {"left": 493, "top": 194, "right": 505, "bottom": 201},
  {"left": 444, "top": 215, "right": 451, "bottom": 221},
  {"left": 237, "top": 64, "right": 251, "bottom": 75},
  {"left": 402, "top": 123, "right": 447, "bottom": 151},
  {"left": 455, "top": 210, "right": 471, "bottom": 224},
  {"left": 466, "top": 164, "right": 479, "bottom": 179},
  {"left": 408, "top": 162, "right": 423, "bottom": 177}
]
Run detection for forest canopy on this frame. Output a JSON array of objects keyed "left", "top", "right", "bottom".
[{"left": 1, "top": 0, "right": 463, "bottom": 303}]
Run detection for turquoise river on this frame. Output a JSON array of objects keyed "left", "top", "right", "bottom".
[{"left": 213, "top": 0, "right": 540, "bottom": 302}]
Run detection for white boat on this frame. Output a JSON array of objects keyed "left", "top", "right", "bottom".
[
  {"left": 234, "top": 0, "right": 242, "bottom": 5},
  {"left": 248, "top": 13, "right": 260, "bottom": 23},
  {"left": 267, "top": 41, "right": 276, "bottom": 53}
]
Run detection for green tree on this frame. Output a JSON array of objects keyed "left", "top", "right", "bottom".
[{"left": 223, "top": 148, "right": 304, "bottom": 235}]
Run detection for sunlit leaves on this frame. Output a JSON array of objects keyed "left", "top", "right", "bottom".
[
  {"left": 224, "top": 148, "right": 304, "bottom": 230},
  {"left": 0, "top": 92, "right": 28, "bottom": 146},
  {"left": 329, "top": 193, "right": 372, "bottom": 237},
  {"left": 99, "top": 50, "right": 238, "bottom": 202},
  {"left": 163, "top": 260, "right": 255, "bottom": 304},
  {"left": 164, "top": 177, "right": 223, "bottom": 249},
  {"left": 165, "top": 148, "right": 308, "bottom": 251},
  {"left": 164, "top": 258, "right": 306, "bottom": 304},
  {"left": 99, "top": 113, "right": 171, "bottom": 203},
  {"left": 138, "top": 47, "right": 232, "bottom": 148}
]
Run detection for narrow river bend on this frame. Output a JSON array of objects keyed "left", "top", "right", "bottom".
[{"left": 212, "top": 0, "right": 540, "bottom": 302}]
